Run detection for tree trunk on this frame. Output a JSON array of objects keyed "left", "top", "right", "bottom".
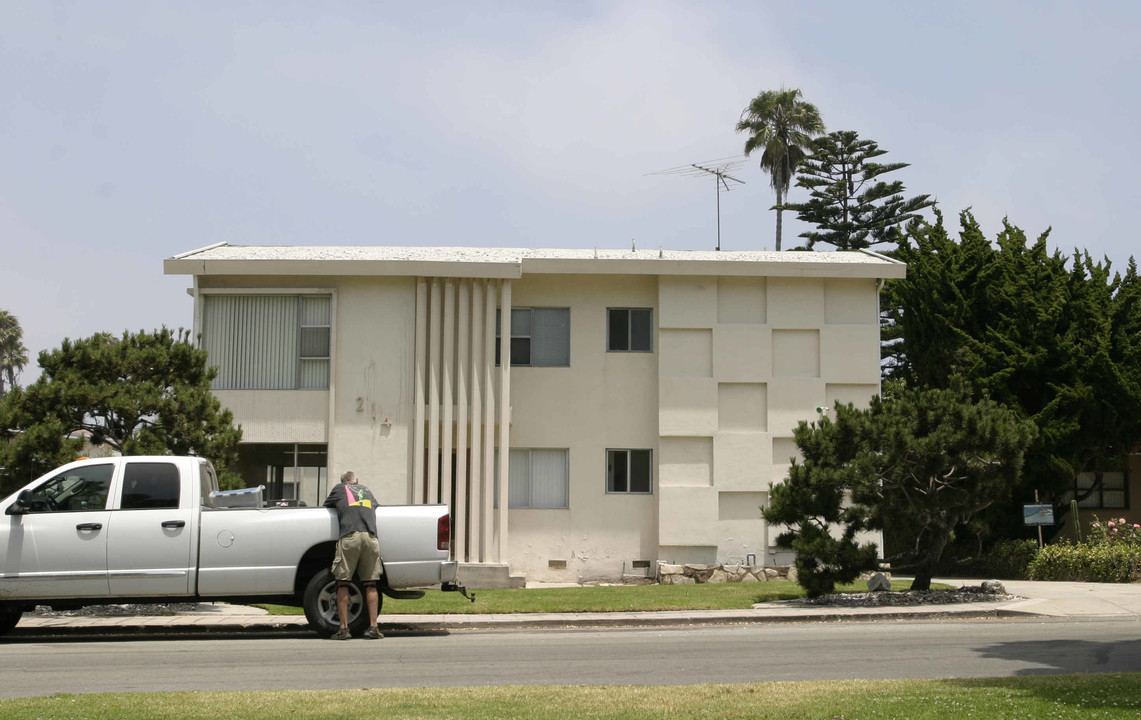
[
  {"left": 775, "top": 187, "right": 784, "bottom": 251},
  {"left": 910, "top": 527, "right": 952, "bottom": 591}
]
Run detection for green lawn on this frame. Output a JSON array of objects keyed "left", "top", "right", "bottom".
[
  {"left": 258, "top": 579, "right": 946, "bottom": 615},
  {"left": 2, "top": 675, "right": 1137, "bottom": 719}
]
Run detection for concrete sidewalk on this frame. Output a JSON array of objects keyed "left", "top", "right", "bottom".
[{"left": 9, "top": 579, "right": 1141, "bottom": 638}]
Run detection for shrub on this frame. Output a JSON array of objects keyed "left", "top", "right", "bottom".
[
  {"left": 978, "top": 539, "right": 1040, "bottom": 580},
  {"left": 1027, "top": 542, "right": 1141, "bottom": 583},
  {"left": 1088, "top": 516, "right": 1141, "bottom": 546}
]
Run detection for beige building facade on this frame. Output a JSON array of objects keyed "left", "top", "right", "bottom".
[{"left": 165, "top": 245, "right": 906, "bottom": 584}]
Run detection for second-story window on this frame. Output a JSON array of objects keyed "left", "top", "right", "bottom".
[
  {"left": 607, "top": 308, "right": 652, "bottom": 352},
  {"left": 496, "top": 308, "right": 570, "bottom": 367},
  {"left": 202, "top": 294, "right": 331, "bottom": 390}
]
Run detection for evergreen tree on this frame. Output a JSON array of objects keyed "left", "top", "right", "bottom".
[
  {"left": 0, "top": 327, "right": 242, "bottom": 494},
  {"left": 857, "top": 382, "right": 1036, "bottom": 590},
  {"left": 883, "top": 211, "right": 1141, "bottom": 539},
  {"left": 783, "top": 130, "right": 933, "bottom": 250},
  {"left": 766, "top": 383, "right": 1035, "bottom": 596},
  {"left": 764, "top": 402, "right": 880, "bottom": 598}
]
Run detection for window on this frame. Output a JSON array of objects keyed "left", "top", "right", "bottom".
[
  {"left": 496, "top": 308, "right": 570, "bottom": 367},
  {"left": 503, "top": 448, "right": 569, "bottom": 509},
  {"left": 234, "top": 443, "right": 328, "bottom": 507},
  {"left": 1064, "top": 472, "right": 1128, "bottom": 509},
  {"left": 25, "top": 464, "right": 114, "bottom": 512},
  {"left": 607, "top": 308, "right": 653, "bottom": 352},
  {"left": 202, "top": 294, "right": 331, "bottom": 390},
  {"left": 120, "top": 463, "right": 181, "bottom": 509},
  {"left": 607, "top": 449, "right": 652, "bottom": 494}
]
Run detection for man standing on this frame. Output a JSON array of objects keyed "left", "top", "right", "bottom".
[{"left": 324, "top": 470, "right": 383, "bottom": 640}]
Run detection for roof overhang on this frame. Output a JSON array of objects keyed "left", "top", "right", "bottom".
[{"left": 164, "top": 244, "right": 906, "bottom": 280}]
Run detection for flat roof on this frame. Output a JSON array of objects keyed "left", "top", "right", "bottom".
[{"left": 164, "top": 243, "right": 906, "bottom": 279}]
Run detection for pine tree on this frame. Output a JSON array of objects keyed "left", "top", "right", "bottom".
[{"left": 783, "top": 130, "right": 933, "bottom": 250}]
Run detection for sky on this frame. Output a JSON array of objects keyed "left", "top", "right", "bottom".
[{"left": 3, "top": 1, "right": 1139, "bottom": 383}]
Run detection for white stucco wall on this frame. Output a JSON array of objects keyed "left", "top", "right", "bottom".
[
  {"left": 506, "top": 274, "right": 659, "bottom": 582},
  {"left": 183, "top": 251, "right": 899, "bottom": 581},
  {"left": 658, "top": 275, "right": 884, "bottom": 567}
]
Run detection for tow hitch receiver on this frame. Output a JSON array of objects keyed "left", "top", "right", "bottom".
[{"left": 442, "top": 581, "right": 475, "bottom": 602}]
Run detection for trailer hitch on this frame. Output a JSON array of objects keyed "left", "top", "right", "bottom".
[{"left": 442, "top": 581, "right": 475, "bottom": 602}]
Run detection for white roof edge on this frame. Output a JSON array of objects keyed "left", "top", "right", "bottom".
[
  {"left": 857, "top": 248, "right": 905, "bottom": 265},
  {"left": 172, "top": 241, "right": 229, "bottom": 260}
]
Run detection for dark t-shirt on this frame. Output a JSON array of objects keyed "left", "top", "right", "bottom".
[{"left": 324, "top": 482, "right": 379, "bottom": 538}]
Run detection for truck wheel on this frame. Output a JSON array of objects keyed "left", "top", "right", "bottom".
[
  {"left": 0, "top": 606, "right": 21, "bottom": 638},
  {"left": 302, "top": 569, "right": 375, "bottom": 637}
]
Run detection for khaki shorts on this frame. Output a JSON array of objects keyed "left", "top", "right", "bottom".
[{"left": 332, "top": 531, "right": 383, "bottom": 582}]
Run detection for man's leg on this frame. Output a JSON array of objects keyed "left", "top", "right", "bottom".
[
  {"left": 365, "top": 583, "right": 379, "bottom": 627},
  {"left": 336, "top": 581, "right": 351, "bottom": 630}
]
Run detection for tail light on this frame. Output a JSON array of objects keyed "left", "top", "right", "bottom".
[{"left": 437, "top": 513, "right": 451, "bottom": 552}]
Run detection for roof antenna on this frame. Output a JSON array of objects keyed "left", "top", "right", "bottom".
[
  {"left": 631, "top": 238, "right": 636, "bottom": 251},
  {"left": 648, "top": 156, "right": 746, "bottom": 251}
]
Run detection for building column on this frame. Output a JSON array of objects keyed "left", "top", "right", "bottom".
[
  {"left": 412, "top": 278, "right": 427, "bottom": 505},
  {"left": 495, "top": 280, "right": 511, "bottom": 563},
  {"left": 454, "top": 280, "right": 470, "bottom": 562}
]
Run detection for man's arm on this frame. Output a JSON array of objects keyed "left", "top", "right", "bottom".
[{"left": 324, "top": 483, "right": 343, "bottom": 510}]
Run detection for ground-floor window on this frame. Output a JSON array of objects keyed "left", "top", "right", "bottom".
[
  {"left": 234, "top": 443, "right": 328, "bottom": 507},
  {"left": 1064, "top": 471, "right": 1128, "bottom": 509},
  {"left": 607, "top": 449, "right": 652, "bottom": 494},
  {"left": 501, "top": 448, "right": 569, "bottom": 509}
]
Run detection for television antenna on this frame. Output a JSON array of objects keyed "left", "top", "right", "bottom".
[{"left": 648, "top": 156, "right": 746, "bottom": 251}]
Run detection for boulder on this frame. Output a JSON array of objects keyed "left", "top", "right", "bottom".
[
  {"left": 866, "top": 572, "right": 892, "bottom": 592},
  {"left": 981, "top": 580, "right": 1007, "bottom": 595}
]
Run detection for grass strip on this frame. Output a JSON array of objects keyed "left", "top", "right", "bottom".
[
  {"left": 1, "top": 674, "right": 1137, "bottom": 719},
  {"left": 258, "top": 579, "right": 945, "bottom": 615}
]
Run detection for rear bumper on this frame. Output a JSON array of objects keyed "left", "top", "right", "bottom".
[{"left": 383, "top": 559, "right": 457, "bottom": 589}]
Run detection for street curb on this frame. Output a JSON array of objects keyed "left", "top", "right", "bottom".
[{"left": 7, "top": 607, "right": 1017, "bottom": 638}]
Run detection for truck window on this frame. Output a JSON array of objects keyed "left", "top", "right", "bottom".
[
  {"left": 120, "top": 463, "right": 181, "bottom": 510},
  {"left": 25, "top": 464, "right": 114, "bottom": 512}
]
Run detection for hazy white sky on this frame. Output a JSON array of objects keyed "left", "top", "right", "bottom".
[{"left": 3, "top": 1, "right": 1138, "bottom": 381}]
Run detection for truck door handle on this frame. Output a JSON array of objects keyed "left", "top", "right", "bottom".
[
  {"left": 76, "top": 523, "right": 103, "bottom": 531},
  {"left": 162, "top": 520, "right": 186, "bottom": 529}
]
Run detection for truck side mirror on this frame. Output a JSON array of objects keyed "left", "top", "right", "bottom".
[{"left": 5, "top": 489, "right": 33, "bottom": 515}]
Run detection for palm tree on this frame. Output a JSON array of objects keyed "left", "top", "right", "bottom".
[
  {"left": 736, "top": 88, "right": 825, "bottom": 250},
  {"left": 0, "top": 310, "right": 29, "bottom": 400}
]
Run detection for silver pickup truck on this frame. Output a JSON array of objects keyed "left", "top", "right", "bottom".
[{"left": 0, "top": 455, "right": 466, "bottom": 637}]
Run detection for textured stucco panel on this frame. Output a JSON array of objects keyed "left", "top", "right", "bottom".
[
  {"left": 658, "top": 486, "right": 718, "bottom": 545},
  {"left": 717, "top": 276, "right": 767, "bottom": 324},
  {"left": 713, "top": 325, "right": 770, "bottom": 381},
  {"left": 717, "top": 383, "right": 767, "bottom": 432},
  {"left": 771, "top": 329, "right": 820, "bottom": 378},
  {"left": 824, "top": 278, "right": 878, "bottom": 324},
  {"left": 659, "top": 377, "right": 718, "bottom": 436},
  {"left": 713, "top": 432, "right": 770, "bottom": 490},
  {"left": 659, "top": 437, "right": 714, "bottom": 487},
  {"left": 217, "top": 390, "right": 329, "bottom": 443},
  {"left": 659, "top": 329, "right": 713, "bottom": 377},
  {"left": 659, "top": 276, "right": 717, "bottom": 328},
  {"left": 820, "top": 325, "right": 881, "bottom": 383},
  {"left": 767, "top": 277, "right": 824, "bottom": 328},
  {"left": 825, "top": 383, "right": 880, "bottom": 410}
]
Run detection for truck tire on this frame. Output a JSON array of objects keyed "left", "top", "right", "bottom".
[
  {"left": 0, "top": 606, "right": 21, "bottom": 638},
  {"left": 302, "top": 569, "right": 378, "bottom": 637}
]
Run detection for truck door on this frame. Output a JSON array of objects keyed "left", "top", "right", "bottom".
[
  {"left": 106, "top": 461, "right": 195, "bottom": 596},
  {"left": 0, "top": 462, "right": 115, "bottom": 599}
]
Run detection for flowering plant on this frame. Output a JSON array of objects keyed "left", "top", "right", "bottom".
[{"left": 1088, "top": 515, "right": 1141, "bottom": 546}]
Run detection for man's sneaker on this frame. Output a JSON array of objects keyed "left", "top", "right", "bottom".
[
  {"left": 330, "top": 628, "right": 352, "bottom": 641},
  {"left": 363, "top": 626, "right": 383, "bottom": 640}
]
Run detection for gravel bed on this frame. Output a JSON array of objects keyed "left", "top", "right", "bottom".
[
  {"left": 779, "top": 585, "right": 1018, "bottom": 607},
  {"left": 33, "top": 603, "right": 201, "bottom": 617}
]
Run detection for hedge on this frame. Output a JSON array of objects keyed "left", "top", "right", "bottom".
[{"left": 1027, "top": 542, "right": 1141, "bottom": 583}]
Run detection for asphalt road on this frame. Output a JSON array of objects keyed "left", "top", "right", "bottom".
[{"left": 2, "top": 619, "right": 1140, "bottom": 698}]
